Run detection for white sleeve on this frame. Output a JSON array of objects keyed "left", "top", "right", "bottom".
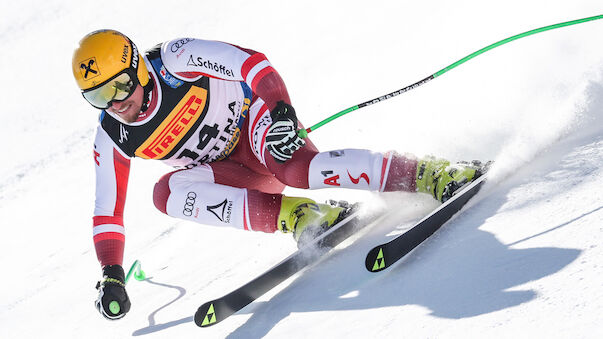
[
  {"left": 160, "top": 38, "right": 250, "bottom": 82},
  {"left": 159, "top": 38, "right": 289, "bottom": 110},
  {"left": 93, "top": 126, "right": 131, "bottom": 219},
  {"left": 92, "top": 125, "right": 130, "bottom": 266}
]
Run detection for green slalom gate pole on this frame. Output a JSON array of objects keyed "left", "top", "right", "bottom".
[
  {"left": 297, "top": 14, "right": 603, "bottom": 139},
  {"left": 125, "top": 259, "right": 146, "bottom": 284}
]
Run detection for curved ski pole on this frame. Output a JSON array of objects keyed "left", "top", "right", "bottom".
[
  {"left": 297, "top": 14, "right": 603, "bottom": 139},
  {"left": 125, "top": 259, "right": 146, "bottom": 284}
]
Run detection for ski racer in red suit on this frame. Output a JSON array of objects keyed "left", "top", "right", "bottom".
[{"left": 71, "top": 30, "right": 484, "bottom": 320}]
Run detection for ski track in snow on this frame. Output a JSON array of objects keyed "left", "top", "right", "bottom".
[{"left": 2, "top": 1, "right": 603, "bottom": 338}]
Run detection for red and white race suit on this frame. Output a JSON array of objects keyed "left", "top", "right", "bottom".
[{"left": 92, "top": 38, "right": 418, "bottom": 266}]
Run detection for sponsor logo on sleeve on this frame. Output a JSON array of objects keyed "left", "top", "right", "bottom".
[
  {"left": 170, "top": 38, "right": 192, "bottom": 59},
  {"left": 187, "top": 55, "right": 235, "bottom": 77},
  {"left": 170, "top": 38, "right": 192, "bottom": 53}
]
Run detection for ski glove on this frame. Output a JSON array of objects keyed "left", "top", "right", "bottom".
[
  {"left": 265, "top": 101, "right": 306, "bottom": 163},
  {"left": 95, "top": 265, "right": 131, "bottom": 320}
]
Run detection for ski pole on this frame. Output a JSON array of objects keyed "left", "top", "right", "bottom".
[
  {"left": 297, "top": 13, "right": 603, "bottom": 139},
  {"left": 125, "top": 259, "right": 146, "bottom": 284}
]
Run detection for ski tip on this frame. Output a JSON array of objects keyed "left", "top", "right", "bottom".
[
  {"left": 365, "top": 246, "right": 388, "bottom": 273},
  {"left": 195, "top": 301, "right": 219, "bottom": 327}
]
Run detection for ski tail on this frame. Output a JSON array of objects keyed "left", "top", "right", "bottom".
[
  {"left": 195, "top": 301, "right": 220, "bottom": 327},
  {"left": 366, "top": 246, "right": 389, "bottom": 272},
  {"left": 365, "top": 174, "right": 487, "bottom": 272}
]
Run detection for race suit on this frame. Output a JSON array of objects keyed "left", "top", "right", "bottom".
[{"left": 92, "top": 38, "right": 418, "bottom": 266}]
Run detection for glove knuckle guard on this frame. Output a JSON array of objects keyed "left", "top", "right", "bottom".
[{"left": 265, "top": 101, "right": 305, "bottom": 163}]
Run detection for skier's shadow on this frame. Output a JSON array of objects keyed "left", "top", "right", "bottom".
[
  {"left": 222, "top": 75, "right": 603, "bottom": 339},
  {"left": 225, "top": 172, "right": 586, "bottom": 338},
  {"left": 131, "top": 279, "right": 192, "bottom": 336}
]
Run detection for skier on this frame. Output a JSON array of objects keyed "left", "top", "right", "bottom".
[{"left": 72, "top": 30, "right": 484, "bottom": 320}]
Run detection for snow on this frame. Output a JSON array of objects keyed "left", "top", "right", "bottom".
[{"left": 2, "top": 1, "right": 603, "bottom": 338}]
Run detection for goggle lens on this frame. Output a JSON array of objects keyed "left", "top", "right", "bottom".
[{"left": 82, "top": 72, "right": 136, "bottom": 109}]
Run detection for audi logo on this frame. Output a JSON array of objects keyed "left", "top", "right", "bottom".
[
  {"left": 171, "top": 38, "right": 192, "bottom": 53},
  {"left": 183, "top": 191, "right": 197, "bottom": 216}
]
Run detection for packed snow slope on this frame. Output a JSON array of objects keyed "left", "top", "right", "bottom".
[{"left": 1, "top": 1, "right": 603, "bottom": 338}]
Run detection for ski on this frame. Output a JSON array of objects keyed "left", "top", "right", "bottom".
[
  {"left": 195, "top": 208, "right": 382, "bottom": 327},
  {"left": 365, "top": 174, "right": 487, "bottom": 272}
]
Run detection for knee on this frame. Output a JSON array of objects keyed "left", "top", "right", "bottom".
[
  {"left": 266, "top": 148, "right": 318, "bottom": 189},
  {"left": 153, "top": 173, "right": 172, "bottom": 214}
]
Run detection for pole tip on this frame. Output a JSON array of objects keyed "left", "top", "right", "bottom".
[{"left": 134, "top": 270, "right": 146, "bottom": 281}]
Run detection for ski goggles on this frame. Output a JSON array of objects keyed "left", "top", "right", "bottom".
[{"left": 81, "top": 68, "right": 139, "bottom": 109}]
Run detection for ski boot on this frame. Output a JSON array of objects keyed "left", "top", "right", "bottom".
[
  {"left": 278, "top": 196, "right": 353, "bottom": 247},
  {"left": 416, "top": 156, "right": 488, "bottom": 203}
]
